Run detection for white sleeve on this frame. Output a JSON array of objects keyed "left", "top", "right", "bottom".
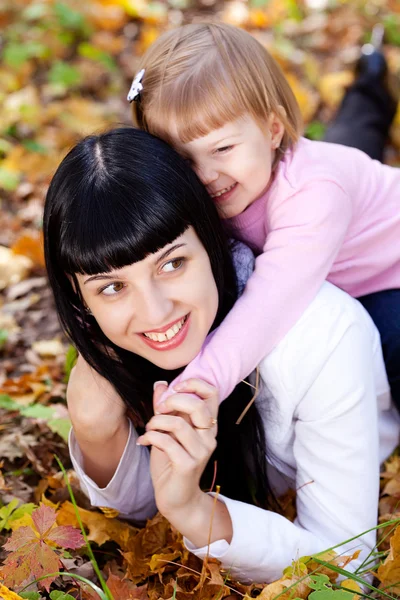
[
  {"left": 69, "top": 421, "right": 157, "bottom": 524},
  {"left": 185, "top": 300, "right": 380, "bottom": 583}
]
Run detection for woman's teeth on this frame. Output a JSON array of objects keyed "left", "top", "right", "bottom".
[
  {"left": 143, "top": 316, "right": 187, "bottom": 342},
  {"left": 211, "top": 183, "right": 236, "bottom": 198}
]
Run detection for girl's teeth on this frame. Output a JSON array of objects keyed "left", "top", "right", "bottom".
[
  {"left": 212, "top": 183, "right": 235, "bottom": 198},
  {"left": 144, "top": 317, "right": 186, "bottom": 342}
]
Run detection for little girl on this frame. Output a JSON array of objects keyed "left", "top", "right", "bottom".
[{"left": 129, "top": 22, "right": 400, "bottom": 408}]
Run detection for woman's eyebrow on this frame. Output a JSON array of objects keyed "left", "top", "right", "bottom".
[
  {"left": 83, "top": 274, "right": 118, "bottom": 285},
  {"left": 156, "top": 243, "right": 186, "bottom": 265}
]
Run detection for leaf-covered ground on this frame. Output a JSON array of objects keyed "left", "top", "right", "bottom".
[{"left": 2, "top": 0, "right": 400, "bottom": 598}]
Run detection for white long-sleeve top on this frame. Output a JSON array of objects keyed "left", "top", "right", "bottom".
[{"left": 70, "top": 282, "right": 400, "bottom": 583}]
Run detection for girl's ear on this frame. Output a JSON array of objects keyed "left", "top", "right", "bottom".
[{"left": 269, "top": 106, "right": 286, "bottom": 150}]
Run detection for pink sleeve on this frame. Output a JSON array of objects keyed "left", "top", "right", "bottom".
[{"left": 168, "top": 180, "right": 352, "bottom": 402}]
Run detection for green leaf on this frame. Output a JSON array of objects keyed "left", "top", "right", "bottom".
[
  {"left": 384, "top": 15, "right": 400, "bottom": 47},
  {"left": 0, "top": 167, "right": 21, "bottom": 191},
  {"left": 20, "top": 404, "right": 55, "bottom": 420},
  {"left": 3, "top": 41, "right": 49, "bottom": 68},
  {"left": 78, "top": 42, "right": 117, "bottom": 71},
  {"left": 20, "top": 592, "right": 42, "bottom": 600},
  {"left": 0, "top": 328, "right": 8, "bottom": 349},
  {"left": 305, "top": 121, "right": 327, "bottom": 141},
  {"left": 3, "top": 44, "right": 32, "bottom": 68},
  {"left": 54, "top": 2, "right": 87, "bottom": 32},
  {"left": 0, "top": 499, "right": 19, "bottom": 530},
  {"left": 64, "top": 345, "right": 78, "bottom": 382},
  {"left": 22, "top": 140, "right": 48, "bottom": 154},
  {"left": 308, "top": 574, "right": 354, "bottom": 600},
  {"left": 50, "top": 591, "right": 76, "bottom": 600},
  {"left": 0, "top": 394, "right": 20, "bottom": 411},
  {"left": 8, "top": 503, "right": 36, "bottom": 526},
  {"left": 48, "top": 61, "right": 82, "bottom": 88},
  {"left": 48, "top": 418, "right": 72, "bottom": 442}
]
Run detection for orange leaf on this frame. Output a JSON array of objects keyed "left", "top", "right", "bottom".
[{"left": 11, "top": 232, "right": 45, "bottom": 268}]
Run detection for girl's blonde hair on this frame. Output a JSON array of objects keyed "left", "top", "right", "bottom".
[{"left": 132, "top": 22, "right": 303, "bottom": 151}]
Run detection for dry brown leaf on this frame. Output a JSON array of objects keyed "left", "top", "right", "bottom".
[
  {"left": 106, "top": 570, "right": 148, "bottom": 599},
  {"left": 377, "top": 524, "right": 400, "bottom": 594},
  {"left": 56, "top": 500, "right": 139, "bottom": 548}
]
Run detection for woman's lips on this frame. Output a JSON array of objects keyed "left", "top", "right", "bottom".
[
  {"left": 140, "top": 314, "right": 190, "bottom": 351},
  {"left": 211, "top": 182, "right": 238, "bottom": 204}
]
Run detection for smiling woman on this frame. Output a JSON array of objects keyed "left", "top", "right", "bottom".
[
  {"left": 76, "top": 228, "right": 218, "bottom": 370},
  {"left": 43, "top": 127, "right": 400, "bottom": 584}
]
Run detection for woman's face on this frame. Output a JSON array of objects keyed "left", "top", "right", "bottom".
[{"left": 76, "top": 227, "right": 219, "bottom": 370}]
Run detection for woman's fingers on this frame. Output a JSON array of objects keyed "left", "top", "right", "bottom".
[
  {"left": 159, "top": 393, "right": 218, "bottom": 431},
  {"left": 143, "top": 414, "right": 216, "bottom": 459},
  {"left": 138, "top": 430, "right": 197, "bottom": 471}
]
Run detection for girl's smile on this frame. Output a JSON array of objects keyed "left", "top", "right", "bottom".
[
  {"left": 77, "top": 228, "right": 219, "bottom": 371},
  {"left": 168, "top": 114, "right": 285, "bottom": 219}
]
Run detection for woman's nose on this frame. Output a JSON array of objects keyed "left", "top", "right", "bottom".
[{"left": 138, "top": 287, "right": 174, "bottom": 329}]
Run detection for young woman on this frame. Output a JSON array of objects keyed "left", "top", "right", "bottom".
[{"left": 44, "top": 127, "right": 399, "bottom": 583}]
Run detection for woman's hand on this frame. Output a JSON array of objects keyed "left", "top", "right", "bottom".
[
  {"left": 137, "top": 379, "right": 233, "bottom": 547},
  {"left": 67, "top": 355, "right": 127, "bottom": 443}
]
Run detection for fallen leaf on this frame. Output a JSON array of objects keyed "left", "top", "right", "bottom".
[
  {"left": 56, "top": 500, "right": 139, "bottom": 548},
  {"left": 377, "top": 524, "right": 400, "bottom": 594},
  {"left": 0, "top": 583, "right": 25, "bottom": 599},
  {"left": 0, "top": 246, "right": 32, "bottom": 291},
  {"left": 11, "top": 233, "right": 45, "bottom": 268},
  {"left": 2, "top": 503, "right": 85, "bottom": 592},
  {"left": 32, "top": 339, "right": 65, "bottom": 358}
]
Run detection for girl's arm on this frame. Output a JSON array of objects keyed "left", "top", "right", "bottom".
[
  {"left": 183, "top": 286, "right": 382, "bottom": 582},
  {"left": 166, "top": 180, "right": 352, "bottom": 403}
]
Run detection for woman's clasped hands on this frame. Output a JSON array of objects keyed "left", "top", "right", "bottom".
[{"left": 137, "top": 380, "right": 232, "bottom": 547}]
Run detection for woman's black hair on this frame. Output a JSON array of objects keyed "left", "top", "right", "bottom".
[{"left": 44, "top": 127, "right": 275, "bottom": 510}]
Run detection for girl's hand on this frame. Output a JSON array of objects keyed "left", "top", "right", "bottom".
[
  {"left": 137, "top": 379, "right": 219, "bottom": 521},
  {"left": 67, "top": 355, "right": 126, "bottom": 443}
]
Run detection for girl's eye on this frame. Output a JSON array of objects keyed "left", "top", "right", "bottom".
[
  {"left": 100, "top": 282, "right": 125, "bottom": 296},
  {"left": 215, "top": 145, "right": 233, "bottom": 154},
  {"left": 161, "top": 258, "right": 185, "bottom": 273}
]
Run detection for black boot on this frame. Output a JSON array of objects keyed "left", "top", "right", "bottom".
[{"left": 324, "top": 24, "right": 397, "bottom": 162}]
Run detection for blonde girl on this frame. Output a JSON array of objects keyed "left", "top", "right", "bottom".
[{"left": 130, "top": 22, "right": 400, "bottom": 408}]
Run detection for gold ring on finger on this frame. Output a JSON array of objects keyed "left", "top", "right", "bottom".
[{"left": 195, "top": 417, "right": 217, "bottom": 430}]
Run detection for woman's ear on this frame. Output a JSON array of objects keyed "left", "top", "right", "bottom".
[{"left": 269, "top": 106, "right": 286, "bottom": 150}]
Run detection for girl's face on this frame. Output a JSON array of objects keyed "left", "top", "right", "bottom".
[
  {"left": 168, "top": 113, "right": 285, "bottom": 220},
  {"left": 76, "top": 227, "right": 219, "bottom": 371}
]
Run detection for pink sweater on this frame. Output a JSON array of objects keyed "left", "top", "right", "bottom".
[{"left": 171, "top": 137, "right": 400, "bottom": 402}]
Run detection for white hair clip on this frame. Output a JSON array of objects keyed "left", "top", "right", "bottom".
[{"left": 127, "top": 68, "right": 145, "bottom": 103}]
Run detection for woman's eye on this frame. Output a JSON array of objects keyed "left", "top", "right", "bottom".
[
  {"left": 100, "top": 282, "right": 125, "bottom": 296},
  {"left": 161, "top": 258, "right": 185, "bottom": 273}
]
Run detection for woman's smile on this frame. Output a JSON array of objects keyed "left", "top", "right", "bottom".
[{"left": 141, "top": 314, "right": 190, "bottom": 350}]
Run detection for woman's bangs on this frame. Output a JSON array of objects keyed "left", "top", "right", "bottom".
[{"left": 60, "top": 185, "right": 188, "bottom": 276}]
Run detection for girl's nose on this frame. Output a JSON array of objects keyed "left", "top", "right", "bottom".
[{"left": 196, "top": 163, "right": 219, "bottom": 186}]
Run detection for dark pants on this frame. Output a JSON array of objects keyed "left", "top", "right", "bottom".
[{"left": 324, "top": 72, "right": 400, "bottom": 410}]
